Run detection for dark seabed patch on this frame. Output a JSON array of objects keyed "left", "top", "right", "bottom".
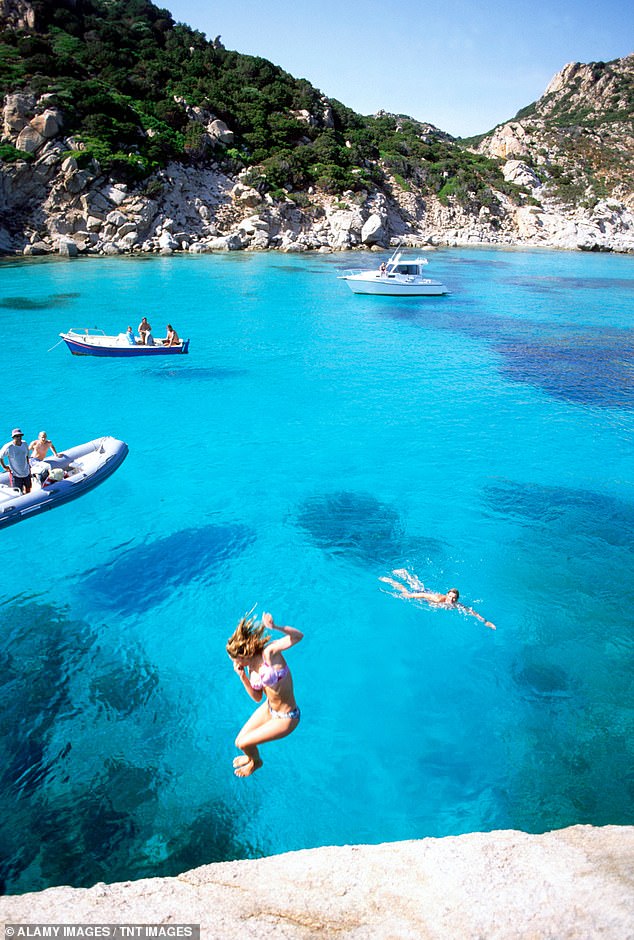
[
  {"left": 383, "top": 296, "right": 634, "bottom": 409},
  {"left": 272, "top": 263, "right": 333, "bottom": 275},
  {"left": 506, "top": 275, "right": 634, "bottom": 293},
  {"left": 496, "top": 333, "right": 634, "bottom": 408},
  {"left": 484, "top": 480, "right": 634, "bottom": 551},
  {"left": 445, "top": 256, "right": 512, "bottom": 269},
  {"left": 0, "top": 598, "right": 251, "bottom": 893},
  {"left": 0, "top": 292, "right": 81, "bottom": 310},
  {"left": 295, "top": 490, "right": 444, "bottom": 568},
  {"left": 138, "top": 802, "right": 260, "bottom": 880},
  {"left": 79, "top": 522, "right": 255, "bottom": 614},
  {"left": 513, "top": 658, "right": 572, "bottom": 701},
  {"left": 89, "top": 656, "right": 159, "bottom": 717},
  {"left": 144, "top": 366, "right": 249, "bottom": 381},
  {"left": 0, "top": 603, "right": 146, "bottom": 890}
]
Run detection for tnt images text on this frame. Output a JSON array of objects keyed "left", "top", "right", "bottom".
[{"left": 5, "top": 927, "right": 199, "bottom": 938}]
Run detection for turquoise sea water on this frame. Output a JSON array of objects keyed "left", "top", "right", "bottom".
[{"left": 0, "top": 247, "right": 632, "bottom": 893}]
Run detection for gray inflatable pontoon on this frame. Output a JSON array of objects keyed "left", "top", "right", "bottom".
[{"left": 0, "top": 436, "right": 128, "bottom": 530}]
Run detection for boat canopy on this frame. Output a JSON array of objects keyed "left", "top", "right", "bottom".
[{"left": 385, "top": 252, "right": 429, "bottom": 275}]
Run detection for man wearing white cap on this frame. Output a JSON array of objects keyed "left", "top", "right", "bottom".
[{"left": 0, "top": 428, "right": 32, "bottom": 494}]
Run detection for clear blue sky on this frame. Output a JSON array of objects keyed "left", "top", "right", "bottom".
[{"left": 163, "top": 0, "right": 634, "bottom": 137}]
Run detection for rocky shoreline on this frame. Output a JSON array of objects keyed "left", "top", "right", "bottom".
[
  {"left": 1, "top": 826, "right": 632, "bottom": 938},
  {"left": 3, "top": 89, "right": 634, "bottom": 259}
]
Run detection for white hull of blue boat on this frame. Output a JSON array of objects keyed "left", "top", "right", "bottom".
[{"left": 0, "top": 436, "right": 128, "bottom": 530}]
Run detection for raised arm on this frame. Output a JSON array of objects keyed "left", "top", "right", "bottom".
[
  {"left": 262, "top": 613, "right": 303, "bottom": 654},
  {"left": 459, "top": 604, "right": 496, "bottom": 630}
]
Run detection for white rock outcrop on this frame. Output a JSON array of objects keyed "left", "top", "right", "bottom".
[
  {"left": 2, "top": 68, "right": 634, "bottom": 256},
  {"left": 361, "top": 211, "right": 386, "bottom": 246},
  {"left": 502, "top": 160, "right": 541, "bottom": 190},
  {"left": 30, "top": 107, "right": 62, "bottom": 138},
  {"left": 2, "top": 92, "right": 33, "bottom": 136},
  {"left": 0, "top": 826, "right": 632, "bottom": 939}
]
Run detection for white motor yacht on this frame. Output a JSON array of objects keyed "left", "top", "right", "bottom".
[{"left": 339, "top": 250, "right": 448, "bottom": 296}]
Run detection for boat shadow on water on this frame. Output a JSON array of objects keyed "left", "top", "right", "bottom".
[{"left": 141, "top": 365, "right": 249, "bottom": 382}]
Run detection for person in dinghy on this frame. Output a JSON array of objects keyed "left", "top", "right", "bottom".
[{"left": 226, "top": 610, "right": 303, "bottom": 778}]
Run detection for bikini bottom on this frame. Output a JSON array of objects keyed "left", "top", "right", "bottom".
[{"left": 268, "top": 703, "right": 300, "bottom": 721}]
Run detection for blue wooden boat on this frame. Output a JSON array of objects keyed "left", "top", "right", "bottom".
[
  {"left": 0, "top": 436, "right": 128, "bottom": 530},
  {"left": 60, "top": 328, "right": 190, "bottom": 357}
]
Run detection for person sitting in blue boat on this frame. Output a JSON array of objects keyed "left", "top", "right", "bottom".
[
  {"left": 226, "top": 610, "right": 303, "bottom": 778},
  {"left": 162, "top": 324, "right": 180, "bottom": 346},
  {"left": 138, "top": 317, "right": 151, "bottom": 344},
  {"left": 380, "top": 568, "right": 496, "bottom": 629},
  {"left": 1, "top": 428, "right": 32, "bottom": 494},
  {"left": 125, "top": 326, "right": 136, "bottom": 345}
]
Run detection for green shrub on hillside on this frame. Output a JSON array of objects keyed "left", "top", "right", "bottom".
[
  {"left": 0, "top": 142, "right": 34, "bottom": 162},
  {"left": 0, "top": 0, "right": 523, "bottom": 204}
]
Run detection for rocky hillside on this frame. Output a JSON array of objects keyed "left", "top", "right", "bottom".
[
  {"left": 478, "top": 57, "right": 634, "bottom": 202},
  {"left": 0, "top": 0, "right": 632, "bottom": 254},
  {"left": 473, "top": 55, "right": 634, "bottom": 249}
]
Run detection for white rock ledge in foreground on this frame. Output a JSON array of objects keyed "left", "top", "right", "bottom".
[{"left": 1, "top": 826, "right": 632, "bottom": 939}]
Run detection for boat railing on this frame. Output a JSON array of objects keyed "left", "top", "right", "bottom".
[{"left": 66, "top": 327, "right": 107, "bottom": 337}]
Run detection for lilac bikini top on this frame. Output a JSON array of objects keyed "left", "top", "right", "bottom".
[{"left": 249, "top": 662, "right": 289, "bottom": 691}]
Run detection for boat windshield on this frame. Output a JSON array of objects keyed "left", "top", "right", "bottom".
[{"left": 391, "top": 264, "right": 420, "bottom": 276}]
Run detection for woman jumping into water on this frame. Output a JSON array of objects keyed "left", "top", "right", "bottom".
[
  {"left": 226, "top": 610, "right": 303, "bottom": 777},
  {"left": 380, "top": 569, "right": 496, "bottom": 629}
]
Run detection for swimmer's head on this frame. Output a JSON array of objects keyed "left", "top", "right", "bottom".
[{"left": 447, "top": 588, "right": 459, "bottom": 604}]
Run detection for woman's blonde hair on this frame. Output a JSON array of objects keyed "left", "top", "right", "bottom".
[{"left": 226, "top": 612, "right": 271, "bottom": 659}]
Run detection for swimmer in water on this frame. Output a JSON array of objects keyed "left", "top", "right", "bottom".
[
  {"left": 380, "top": 568, "right": 496, "bottom": 629},
  {"left": 226, "top": 610, "right": 303, "bottom": 778}
]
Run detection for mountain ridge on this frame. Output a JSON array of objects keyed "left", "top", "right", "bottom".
[
  {"left": 477, "top": 54, "right": 634, "bottom": 207},
  {"left": 1, "top": 0, "right": 633, "bottom": 254}
]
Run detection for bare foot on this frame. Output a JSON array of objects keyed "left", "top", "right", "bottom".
[
  {"left": 392, "top": 568, "right": 409, "bottom": 579},
  {"left": 234, "top": 757, "right": 263, "bottom": 778},
  {"left": 233, "top": 755, "right": 250, "bottom": 768},
  {"left": 394, "top": 569, "right": 425, "bottom": 590}
]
